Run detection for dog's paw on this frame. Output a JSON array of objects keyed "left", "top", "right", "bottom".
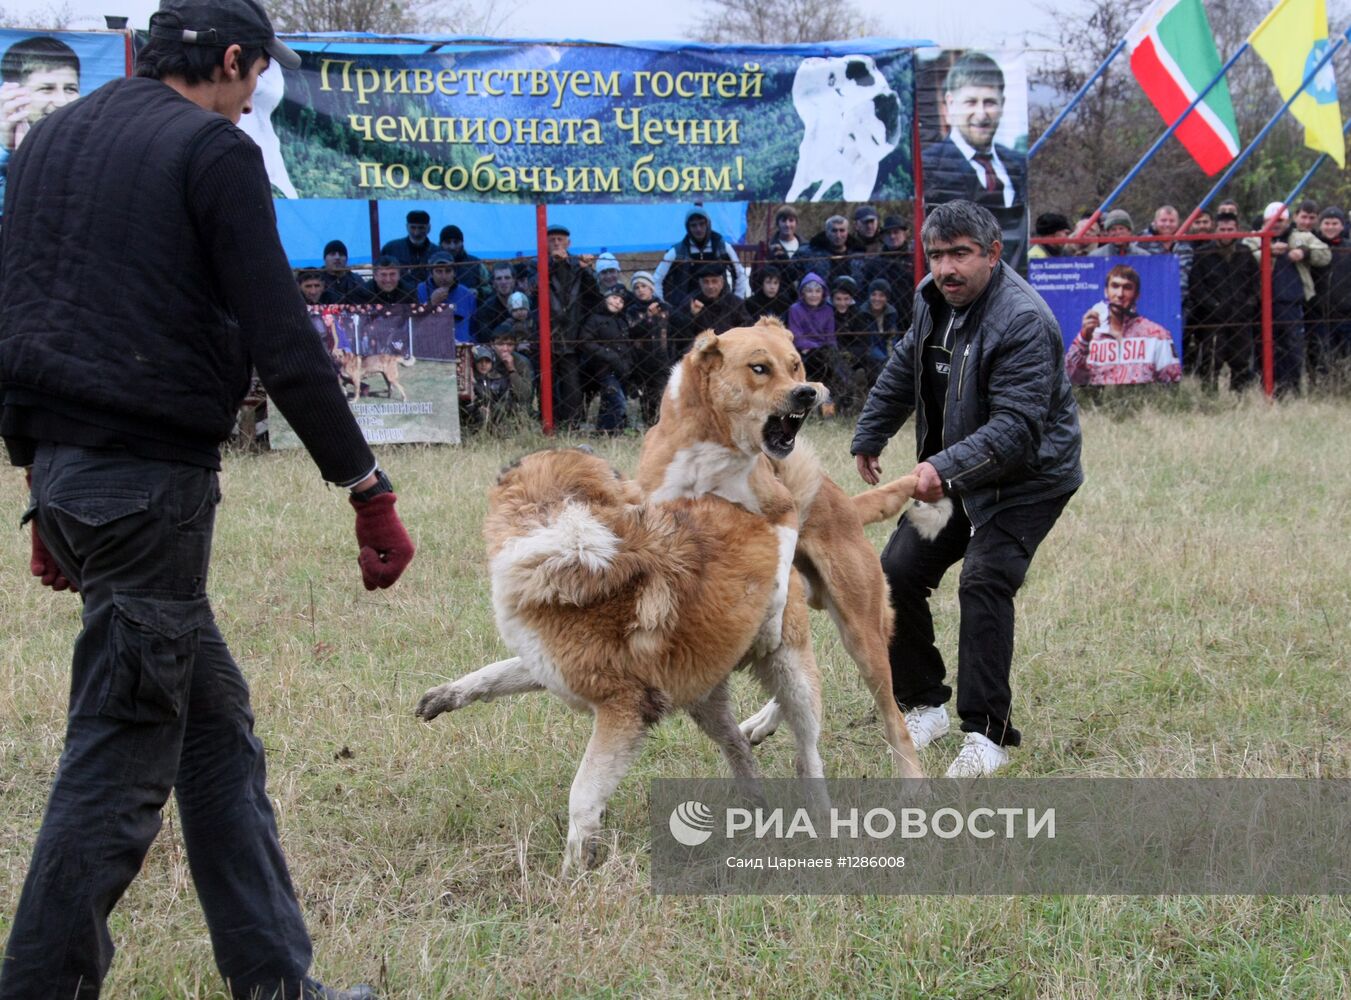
[
  {"left": 415, "top": 684, "right": 462, "bottom": 721},
  {"left": 740, "top": 699, "right": 782, "bottom": 745}
]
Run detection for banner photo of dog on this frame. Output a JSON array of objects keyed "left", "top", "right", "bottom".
[
  {"left": 1029, "top": 254, "right": 1184, "bottom": 386},
  {"left": 916, "top": 48, "right": 1030, "bottom": 272},
  {"left": 270, "top": 305, "right": 463, "bottom": 447},
  {"left": 0, "top": 29, "right": 126, "bottom": 218},
  {"left": 238, "top": 37, "right": 917, "bottom": 205}
]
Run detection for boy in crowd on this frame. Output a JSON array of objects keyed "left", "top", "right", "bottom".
[
  {"left": 579, "top": 286, "right": 632, "bottom": 434},
  {"left": 417, "top": 250, "right": 477, "bottom": 343},
  {"left": 625, "top": 271, "right": 671, "bottom": 426},
  {"left": 745, "top": 264, "right": 795, "bottom": 321}
]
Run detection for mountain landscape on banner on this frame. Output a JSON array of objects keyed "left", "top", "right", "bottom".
[
  {"left": 1249, "top": 0, "right": 1345, "bottom": 168},
  {"left": 1126, "top": 0, "right": 1241, "bottom": 175}
]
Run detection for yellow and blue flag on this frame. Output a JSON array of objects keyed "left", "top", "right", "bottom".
[{"left": 1249, "top": 0, "right": 1345, "bottom": 167}]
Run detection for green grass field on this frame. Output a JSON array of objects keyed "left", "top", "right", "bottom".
[{"left": 1, "top": 390, "right": 1348, "bottom": 998}]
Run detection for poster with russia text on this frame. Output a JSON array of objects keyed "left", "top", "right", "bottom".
[
  {"left": 1029, "top": 255, "right": 1183, "bottom": 387},
  {"left": 234, "top": 37, "right": 916, "bottom": 206}
]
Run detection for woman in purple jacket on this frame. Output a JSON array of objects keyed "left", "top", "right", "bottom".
[{"left": 786, "top": 272, "right": 847, "bottom": 413}]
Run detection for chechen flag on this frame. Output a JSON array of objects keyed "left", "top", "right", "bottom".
[{"left": 1127, "top": 0, "right": 1242, "bottom": 175}]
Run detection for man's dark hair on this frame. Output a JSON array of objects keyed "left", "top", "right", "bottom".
[
  {"left": 1106, "top": 264, "right": 1140, "bottom": 293},
  {"left": 373, "top": 255, "right": 400, "bottom": 269},
  {"left": 1, "top": 36, "right": 80, "bottom": 84},
  {"left": 296, "top": 268, "right": 323, "bottom": 283},
  {"left": 492, "top": 262, "right": 514, "bottom": 277},
  {"left": 135, "top": 20, "right": 265, "bottom": 86},
  {"left": 943, "top": 52, "right": 1004, "bottom": 96},
  {"left": 921, "top": 200, "right": 1002, "bottom": 255},
  {"left": 1034, "top": 212, "right": 1070, "bottom": 237},
  {"left": 774, "top": 205, "right": 798, "bottom": 225},
  {"left": 440, "top": 224, "right": 463, "bottom": 242},
  {"left": 1298, "top": 199, "right": 1319, "bottom": 215},
  {"left": 1213, "top": 212, "right": 1240, "bottom": 226}
]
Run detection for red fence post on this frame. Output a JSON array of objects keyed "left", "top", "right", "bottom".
[
  {"left": 1260, "top": 233, "right": 1274, "bottom": 399},
  {"left": 536, "top": 203, "right": 554, "bottom": 434}
]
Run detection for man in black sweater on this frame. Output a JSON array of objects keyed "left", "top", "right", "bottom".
[{"left": 0, "top": 3, "right": 410, "bottom": 998}]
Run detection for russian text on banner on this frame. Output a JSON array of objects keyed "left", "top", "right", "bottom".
[
  {"left": 1249, "top": 0, "right": 1345, "bottom": 168},
  {"left": 1126, "top": 0, "right": 1241, "bottom": 175}
]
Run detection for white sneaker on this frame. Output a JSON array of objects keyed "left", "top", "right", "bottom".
[
  {"left": 902, "top": 705, "right": 951, "bottom": 751},
  {"left": 945, "top": 732, "right": 1010, "bottom": 778}
]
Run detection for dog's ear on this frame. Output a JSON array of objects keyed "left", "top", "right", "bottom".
[{"left": 689, "top": 330, "right": 723, "bottom": 368}]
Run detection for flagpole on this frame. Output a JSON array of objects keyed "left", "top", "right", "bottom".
[
  {"left": 1179, "top": 34, "right": 1346, "bottom": 232},
  {"left": 1281, "top": 115, "right": 1351, "bottom": 208},
  {"left": 1087, "top": 42, "right": 1249, "bottom": 230},
  {"left": 1028, "top": 38, "right": 1126, "bottom": 157}
]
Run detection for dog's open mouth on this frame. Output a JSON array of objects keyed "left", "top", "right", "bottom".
[{"left": 761, "top": 408, "right": 809, "bottom": 459}]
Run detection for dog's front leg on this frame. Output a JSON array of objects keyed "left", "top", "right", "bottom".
[
  {"left": 751, "top": 464, "right": 801, "bottom": 658},
  {"left": 415, "top": 656, "right": 541, "bottom": 722},
  {"left": 752, "top": 524, "right": 799, "bottom": 657},
  {"left": 563, "top": 706, "right": 649, "bottom": 876}
]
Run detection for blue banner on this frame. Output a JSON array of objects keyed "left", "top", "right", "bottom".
[
  {"left": 1030, "top": 254, "right": 1183, "bottom": 386},
  {"left": 243, "top": 38, "right": 917, "bottom": 205},
  {"left": 0, "top": 29, "right": 125, "bottom": 216}
]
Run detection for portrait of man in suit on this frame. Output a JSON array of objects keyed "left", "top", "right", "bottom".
[{"left": 921, "top": 51, "right": 1029, "bottom": 269}]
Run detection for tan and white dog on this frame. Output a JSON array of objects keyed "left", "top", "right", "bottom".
[
  {"left": 416, "top": 448, "right": 827, "bottom": 873},
  {"left": 637, "top": 321, "right": 952, "bottom": 780},
  {"left": 335, "top": 350, "right": 413, "bottom": 402}
]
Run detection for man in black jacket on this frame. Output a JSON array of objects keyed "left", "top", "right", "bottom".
[
  {"left": 544, "top": 223, "right": 599, "bottom": 428},
  {"left": 851, "top": 200, "right": 1081, "bottom": 778},
  {"left": 1187, "top": 212, "right": 1257, "bottom": 391},
  {"left": 668, "top": 262, "right": 751, "bottom": 355},
  {"left": 652, "top": 207, "right": 749, "bottom": 309},
  {"left": 320, "top": 238, "right": 366, "bottom": 304},
  {"left": 379, "top": 208, "right": 434, "bottom": 288},
  {"left": 0, "top": 3, "right": 411, "bottom": 997}
]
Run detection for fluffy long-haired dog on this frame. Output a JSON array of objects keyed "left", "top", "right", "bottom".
[
  {"left": 417, "top": 448, "right": 827, "bottom": 873},
  {"left": 637, "top": 321, "right": 952, "bottom": 779}
]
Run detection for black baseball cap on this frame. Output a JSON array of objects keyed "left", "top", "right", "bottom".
[{"left": 150, "top": 0, "right": 301, "bottom": 71}]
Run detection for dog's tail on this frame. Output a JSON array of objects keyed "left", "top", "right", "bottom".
[
  {"left": 491, "top": 502, "right": 628, "bottom": 608},
  {"left": 851, "top": 476, "right": 955, "bottom": 540}
]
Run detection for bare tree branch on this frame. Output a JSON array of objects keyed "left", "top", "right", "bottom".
[
  {"left": 0, "top": 2, "right": 74, "bottom": 29},
  {"left": 264, "top": 0, "right": 516, "bottom": 36},
  {"left": 688, "top": 0, "right": 880, "bottom": 44}
]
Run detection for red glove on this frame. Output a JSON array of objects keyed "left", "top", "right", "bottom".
[
  {"left": 350, "top": 492, "right": 414, "bottom": 590},
  {"left": 24, "top": 469, "right": 76, "bottom": 593}
]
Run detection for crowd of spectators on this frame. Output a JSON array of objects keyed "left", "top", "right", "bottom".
[
  {"left": 295, "top": 194, "right": 1349, "bottom": 435},
  {"left": 303, "top": 204, "right": 917, "bottom": 432},
  {"left": 1030, "top": 197, "right": 1351, "bottom": 396}
]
